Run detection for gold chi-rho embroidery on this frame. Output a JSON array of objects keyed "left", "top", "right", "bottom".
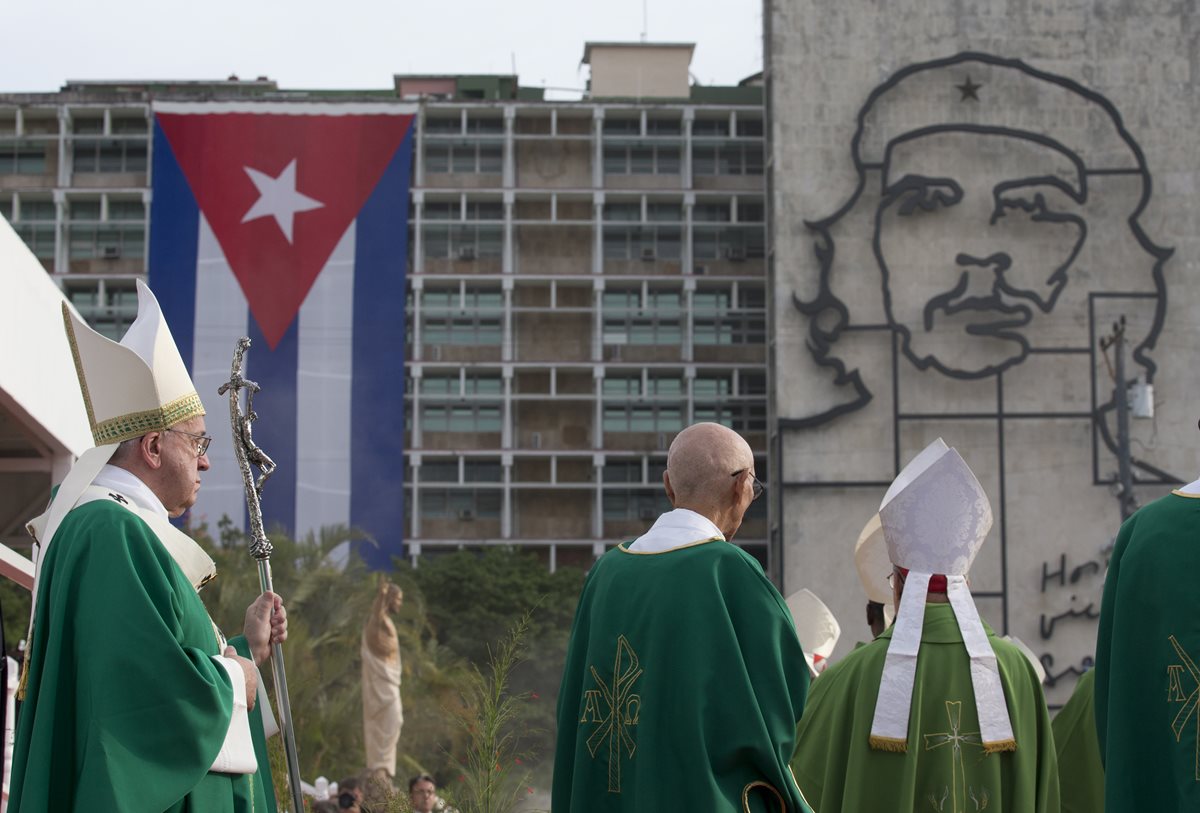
[
  {"left": 580, "top": 635, "right": 643, "bottom": 793},
  {"left": 1167, "top": 635, "right": 1200, "bottom": 781}
]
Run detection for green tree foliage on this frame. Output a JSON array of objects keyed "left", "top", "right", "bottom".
[{"left": 408, "top": 548, "right": 584, "bottom": 784}]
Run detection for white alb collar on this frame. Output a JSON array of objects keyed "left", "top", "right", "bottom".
[
  {"left": 92, "top": 464, "right": 170, "bottom": 521},
  {"left": 627, "top": 508, "right": 724, "bottom": 553}
]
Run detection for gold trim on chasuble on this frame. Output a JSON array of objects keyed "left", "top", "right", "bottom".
[
  {"left": 1167, "top": 634, "right": 1200, "bottom": 780},
  {"left": 922, "top": 700, "right": 992, "bottom": 813},
  {"left": 741, "top": 780, "right": 786, "bottom": 813},
  {"left": 580, "top": 635, "right": 643, "bottom": 793},
  {"left": 616, "top": 536, "right": 723, "bottom": 555}
]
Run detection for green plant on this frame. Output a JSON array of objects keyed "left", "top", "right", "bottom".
[{"left": 447, "top": 609, "right": 539, "bottom": 813}]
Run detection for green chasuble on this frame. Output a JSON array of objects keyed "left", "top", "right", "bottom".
[
  {"left": 791, "top": 603, "right": 1059, "bottom": 812},
  {"left": 10, "top": 499, "right": 273, "bottom": 813},
  {"left": 1095, "top": 490, "right": 1200, "bottom": 810},
  {"left": 1051, "top": 669, "right": 1102, "bottom": 813},
  {"left": 553, "top": 539, "right": 814, "bottom": 812}
]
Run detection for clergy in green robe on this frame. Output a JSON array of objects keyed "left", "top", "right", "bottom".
[
  {"left": 553, "top": 423, "right": 813, "bottom": 812},
  {"left": 11, "top": 495, "right": 278, "bottom": 812},
  {"left": 791, "top": 602, "right": 1059, "bottom": 812},
  {"left": 1094, "top": 482, "right": 1200, "bottom": 810},
  {"left": 1051, "top": 669, "right": 1103, "bottom": 813},
  {"left": 791, "top": 439, "right": 1060, "bottom": 812},
  {"left": 11, "top": 282, "right": 285, "bottom": 812}
]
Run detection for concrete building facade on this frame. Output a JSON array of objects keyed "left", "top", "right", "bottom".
[
  {"left": 0, "top": 43, "right": 771, "bottom": 570},
  {"left": 767, "top": 0, "right": 1200, "bottom": 706}
]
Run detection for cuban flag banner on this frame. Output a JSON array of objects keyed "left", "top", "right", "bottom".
[{"left": 148, "top": 101, "right": 416, "bottom": 568}]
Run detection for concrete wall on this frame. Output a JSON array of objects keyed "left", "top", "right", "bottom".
[
  {"left": 587, "top": 45, "right": 693, "bottom": 99},
  {"left": 768, "top": 0, "right": 1200, "bottom": 706}
]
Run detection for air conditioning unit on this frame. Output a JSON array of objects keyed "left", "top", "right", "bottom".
[
  {"left": 457, "top": 245, "right": 477, "bottom": 261},
  {"left": 458, "top": 508, "right": 476, "bottom": 521},
  {"left": 530, "top": 431, "right": 542, "bottom": 450},
  {"left": 101, "top": 245, "right": 121, "bottom": 260},
  {"left": 724, "top": 246, "right": 746, "bottom": 262},
  {"left": 640, "top": 247, "right": 656, "bottom": 261},
  {"left": 656, "top": 432, "right": 668, "bottom": 450}
]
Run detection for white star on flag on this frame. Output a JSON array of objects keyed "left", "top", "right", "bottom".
[{"left": 240, "top": 158, "right": 324, "bottom": 243}]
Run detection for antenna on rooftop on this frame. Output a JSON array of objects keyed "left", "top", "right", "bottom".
[{"left": 641, "top": 0, "right": 648, "bottom": 42}]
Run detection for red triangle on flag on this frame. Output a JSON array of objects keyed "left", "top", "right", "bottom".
[{"left": 157, "top": 111, "right": 414, "bottom": 348}]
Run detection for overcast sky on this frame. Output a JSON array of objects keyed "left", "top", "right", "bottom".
[{"left": 4, "top": 0, "right": 764, "bottom": 97}]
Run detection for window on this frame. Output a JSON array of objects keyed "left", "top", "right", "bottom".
[
  {"left": 692, "top": 225, "right": 766, "bottom": 261},
  {"left": 420, "top": 315, "right": 502, "bottom": 345},
  {"left": 466, "top": 117, "right": 503, "bottom": 135},
  {"left": 109, "top": 200, "right": 145, "bottom": 221},
  {"left": 603, "top": 376, "right": 641, "bottom": 397},
  {"left": 61, "top": 279, "right": 139, "bottom": 339},
  {"left": 111, "top": 117, "right": 148, "bottom": 135},
  {"left": 646, "top": 118, "right": 682, "bottom": 136},
  {"left": 0, "top": 200, "right": 9, "bottom": 221},
  {"left": 603, "top": 287, "right": 683, "bottom": 346},
  {"left": 67, "top": 223, "right": 145, "bottom": 259},
  {"left": 603, "top": 144, "right": 681, "bottom": 175},
  {"left": 693, "top": 202, "right": 731, "bottom": 222},
  {"left": 693, "top": 287, "right": 767, "bottom": 346},
  {"left": 648, "top": 376, "right": 683, "bottom": 396},
  {"left": 421, "top": 403, "right": 502, "bottom": 432},
  {"left": 741, "top": 373, "right": 767, "bottom": 396},
  {"left": 693, "top": 313, "right": 766, "bottom": 346},
  {"left": 692, "top": 402, "right": 767, "bottom": 432},
  {"left": 739, "top": 201, "right": 766, "bottom": 223},
  {"left": 692, "top": 143, "right": 764, "bottom": 176},
  {"left": 0, "top": 141, "right": 47, "bottom": 174},
  {"left": 602, "top": 118, "right": 640, "bottom": 135},
  {"left": 13, "top": 223, "right": 55, "bottom": 259},
  {"left": 425, "top": 142, "right": 502, "bottom": 174},
  {"left": 735, "top": 118, "right": 764, "bottom": 137},
  {"left": 603, "top": 226, "right": 681, "bottom": 260},
  {"left": 420, "top": 374, "right": 503, "bottom": 396},
  {"left": 603, "top": 405, "right": 683, "bottom": 432},
  {"left": 692, "top": 118, "right": 729, "bottom": 137},
  {"left": 72, "top": 138, "right": 148, "bottom": 173},
  {"left": 603, "top": 202, "right": 640, "bottom": 222},
  {"left": 421, "top": 489, "right": 501, "bottom": 519},
  {"left": 694, "top": 375, "right": 732, "bottom": 398},
  {"left": 647, "top": 203, "right": 681, "bottom": 222},
  {"left": 420, "top": 459, "right": 460, "bottom": 482},
  {"left": 424, "top": 117, "right": 461, "bottom": 135},
  {"left": 463, "top": 459, "right": 502, "bottom": 482},
  {"left": 19, "top": 200, "right": 55, "bottom": 220},
  {"left": 603, "top": 460, "right": 643, "bottom": 483},
  {"left": 603, "top": 489, "right": 673, "bottom": 520},
  {"left": 423, "top": 223, "right": 503, "bottom": 259},
  {"left": 419, "top": 287, "right": 502, "bottom": 311}
]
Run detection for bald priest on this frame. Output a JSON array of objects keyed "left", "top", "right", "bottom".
[{"left": 553, "top": 423, "right": 814, "bottom": 812}]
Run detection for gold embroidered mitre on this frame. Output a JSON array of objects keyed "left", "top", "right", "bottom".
[{"left": 63, "top": 279, "right": 204, "bottom": 446}]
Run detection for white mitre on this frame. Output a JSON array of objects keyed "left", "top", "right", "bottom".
[
  {"left": 854, "top": 514, "right": 895, "bottom": 629},
  {"left": 868, "top": 438, "right": 1015, "bottom": 754},
  {"left": 786, "top": 588, "right": 841, "bottom": 678},
  {"left": 24, "top": 281, "right": 204, "bottom": 665}
]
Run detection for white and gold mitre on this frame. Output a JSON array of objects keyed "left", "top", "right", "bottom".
[
  {"left": 854, "top": 514, "right": 895, "bottom": 628},
  {"left": 869, "top": 438, "right": 1014, "bottom": 754},
  {"left": 64, "top": 279, "right": 204, "bottom": 445},
  {"left": 878, "top": 438, "right": 992, "bottom": 575},
  {"left": 785, "top": 588, "right": 842, "bottom": 678}
]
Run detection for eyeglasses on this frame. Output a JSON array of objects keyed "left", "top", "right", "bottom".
[
  {"left": 731, "top": 469, "right": 764, "bottom": 501},
  {"left": 165, "top": 428, "right": 212, "bottom": 458}
]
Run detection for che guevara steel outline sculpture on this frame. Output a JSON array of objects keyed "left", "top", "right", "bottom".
[{"left": 787, "top": 51, "right": 1175, "bottom": 485}]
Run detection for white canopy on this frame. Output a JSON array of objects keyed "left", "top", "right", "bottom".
[{"left": 0, "top": 216, "right": 91, "bottom": 586}]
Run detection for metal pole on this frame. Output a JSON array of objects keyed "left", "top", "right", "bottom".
[
  {"left": 1108, "top": 317, "right": 1137, "bottom": 521},
  {"left": 219, "top": 338, "right": 305, "bottom": 813}
]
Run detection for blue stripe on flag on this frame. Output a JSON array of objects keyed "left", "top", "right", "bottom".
[
  {"left": 351, "top": 127, "right": 413, "bottom": 568},
  {"left": 247, "top": 317, "right": 299, "bottom": 538},
  {"left": 147, "top": 120, "right": 199, "bottom": 366}
]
